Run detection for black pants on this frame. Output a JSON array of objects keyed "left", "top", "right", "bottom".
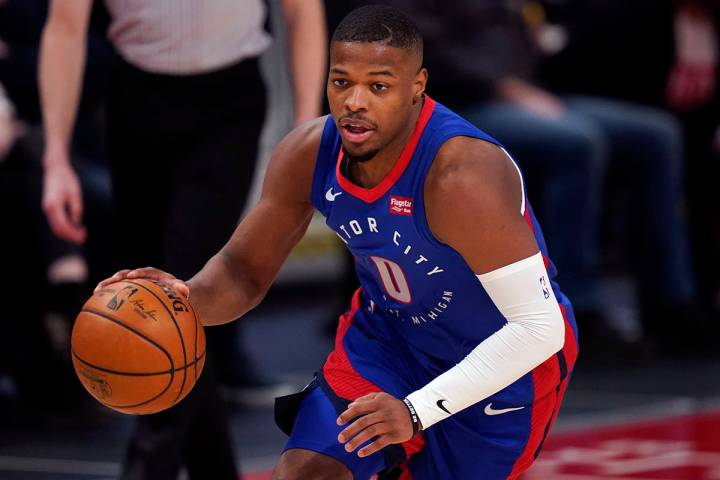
[{"left": 106, "top": 56, "right": 266, "bottom": 480}]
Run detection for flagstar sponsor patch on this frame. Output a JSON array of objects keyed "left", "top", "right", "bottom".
[{"left": 389, "top": 196, "right": 413, "bottom": 216}]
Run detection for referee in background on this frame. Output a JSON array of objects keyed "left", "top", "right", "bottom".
[{"left": 38, "top": 1, "right": 326, "bottom": 478}]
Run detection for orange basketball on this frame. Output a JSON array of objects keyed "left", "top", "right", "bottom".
[{"left": 71, "top": 278, "right": 206, "bottom": 415}]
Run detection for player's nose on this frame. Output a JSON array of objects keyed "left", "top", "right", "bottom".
[{"left": 344, "top": 86, "right": 369, "bottom": 113}]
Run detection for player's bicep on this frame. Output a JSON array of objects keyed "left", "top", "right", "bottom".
[{"left": 426, "top": 139, "right": 538, "bottom": 274}]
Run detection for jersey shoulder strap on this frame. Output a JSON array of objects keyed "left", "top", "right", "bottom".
[{"left": 310, "top": 116, "right": 342, "bottom": 215}]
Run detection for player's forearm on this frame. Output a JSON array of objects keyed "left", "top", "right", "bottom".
[
  {"left": 186, "top": 251, "right": 265, "bottom": 327},
  {"left": 284, "top": 0, "right": 327, "bottom": 124},
  {"left": 39, "top": 14, "right": 88, "bottom": 165},
  {"left": 406, "top": 253, "right": 566, "bottom": 429},
  {"left": 186, "top": 202, "right": 314, "bottom": 327}
]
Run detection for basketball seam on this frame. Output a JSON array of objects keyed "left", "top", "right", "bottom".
[
  {"left": 124, "top": 280, "right": 189, "bottom": 405},
  {"left": 76, "top": 308, "right": 176, "bottom": 411},
  {"left": 79, "top": 308, "right": 175, "bottom": 370},
  {"left": 73, "top": 351, "right": 208, "bottom": 411},
  {"left": 72, "top": 349, "right": 206, "bottom": 376}
]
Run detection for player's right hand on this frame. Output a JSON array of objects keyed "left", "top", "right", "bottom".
[
  {"left": 94, "top": 268, "right": 190, "bottom": 299},
  {"left": 42, "top": 156, "right": 87, "bottom": 244}
]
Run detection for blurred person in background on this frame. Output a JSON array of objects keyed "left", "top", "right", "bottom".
[
  {"left": 39, "top": 0, "right": 326, "bottom": 479},
  {"left": 0, "top": 78, "right": 62, "bottom": 415},
  {"left": 0, "top": 0, "right": 112, "bottom": 414},
  {"left": 0, "top": 82, "right": 15, "bottom": 159},
  {"left": 327, "top": 0, "right": 706, "bottom": 361},
  {"left": 541, "top": 0, "right": 720, "bottom": 351}
]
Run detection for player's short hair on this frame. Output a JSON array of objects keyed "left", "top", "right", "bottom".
[{"left": 332, "top": 5, "right": 423, "bottom": 60}]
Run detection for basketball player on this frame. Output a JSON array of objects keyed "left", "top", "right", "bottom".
[{"left": 98, "top": 6, "right": 578, "bottom": 479}]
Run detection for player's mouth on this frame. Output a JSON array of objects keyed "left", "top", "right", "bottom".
[{"left": 339, "top": 119, "right": 376, "bottom": 143}]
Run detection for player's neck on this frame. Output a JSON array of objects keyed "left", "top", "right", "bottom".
[{"left": 348, "top": 100, "right": 423, "bottom": 189}]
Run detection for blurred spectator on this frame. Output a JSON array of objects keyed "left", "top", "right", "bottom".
[
  {"left": 39, "top": 0, "right": 326, "bottom": 479},
  {"left": 326, "top": 0, "right": 705, "bottom": 359},
  {"left": 540, "top": 0, "right": 720, "bottom": 349},
  {"left": 0, "top": 93, "right": 64, "bottom": 413},
  {"left": 0, "top": 0, "right": 112, "bottom": 413},
  {"left": 0, "top": 84, "right": 16, "bottom": 158},
  {"left": 0, "top": 0, "right": 113, "bottom": 302},
  {"left": 0, "top": 79, "right": 62, "bottom": 411}
]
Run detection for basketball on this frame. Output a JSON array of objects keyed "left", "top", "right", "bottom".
[{"left": 70, "top": 279, "right": 206, "bottom": 415}]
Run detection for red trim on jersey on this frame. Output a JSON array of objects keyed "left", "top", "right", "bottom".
[
  {"left": 507, "top": 301, "right": 578, "bottom": 478},
  {"left": 559, "top": 304, "right": 579, "bottom": 370},
  {"left": 507, "top": 376, "right": 572, "bottom": 480},
  {"left": 546, "top": 376, "right": 571, "bottom": 442},
  {"left": 322, "top": 289, "right": 426, "bottom": 464},
  {"left": 523, "top": 201, "right": 534, "bottom": 230},
  {"left": 335, "top": 97, "right": 436, "bottom": 203},
  {"left": 401, "top": 434, "right": 425, "bottom": 471},
  {"left": 399, "top": 464, "right": 414, "bottom": 480},
  {"left": 323, "top": 290, "right": 382, "bottom": 399}
]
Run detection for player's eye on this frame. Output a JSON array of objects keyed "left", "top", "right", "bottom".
[
  {"left": 332, "top": 79, "right": 348, "bottom": 87},
  {"left": 372, "top": 83, "right": 389, "bottom": 92}
]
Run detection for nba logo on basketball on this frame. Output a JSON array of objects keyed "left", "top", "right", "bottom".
[
  {"left": 389, "top": 196, "right": 413, "bottom": 216},
  {"left": 106, "top": 286, "right": 138, "bottom": 311}
]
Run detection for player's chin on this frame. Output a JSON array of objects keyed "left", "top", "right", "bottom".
[
  {"left": 342, "top": 143, "right": 380, "bottom": 163},
  {"left": 341, "top": 133, "right": 380, "bottom": 155}
]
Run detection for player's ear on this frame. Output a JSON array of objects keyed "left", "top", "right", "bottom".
[{"left": 413, "top": 67, "right": 428, "bottom": 103}]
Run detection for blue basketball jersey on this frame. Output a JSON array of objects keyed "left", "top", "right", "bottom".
[{"left": 311, "top": 97, "right": 578, "bottom": 410}]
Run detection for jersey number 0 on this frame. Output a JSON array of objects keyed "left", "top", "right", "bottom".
[{"left": 370, "top": 256, "right": 412, "bottom": 304}]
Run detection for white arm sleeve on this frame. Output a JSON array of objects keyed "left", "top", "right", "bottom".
[{"left": 405, "top": 252, "right": 565, "bottom": 430}]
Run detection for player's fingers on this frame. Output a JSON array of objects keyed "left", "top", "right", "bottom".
[
  {"left": 343, "top": 422, "right": 388, "bottom": 453},
  {"left": 127, "top": 267, "right": 173, "bottom": 281},
  {"left": 338, "top": 411, "right": 383, "bottom": 444},
  {"left": 170, "top": 281, "right": 190, "bottom": 299},
  {"left": 94, "top": 270, "right": 132, "bottom": 292},
  {"left": 349, "top": 392, "right": 387, "bottom": 409},
  {"left": 337, "top": 399, "right": 378, "bottom": 425},
  {"left": 352, "top": 392, "right": 381, "bottom": 403},
  {"left": 126, "top": 269, "right": 188, "bottom": 297},
  {"left": 357, "top": 435, "right": 391, "bottom": 458}
]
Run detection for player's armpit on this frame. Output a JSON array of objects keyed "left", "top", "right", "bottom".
[{"left": 424, "top": 136, "right": 538, "bottom": 274}]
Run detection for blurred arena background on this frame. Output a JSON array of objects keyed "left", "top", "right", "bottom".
[{"left": 0, "top": 0, "right": 718, "bottom": 478}]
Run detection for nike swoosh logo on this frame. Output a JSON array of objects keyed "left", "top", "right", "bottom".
[
  {"left": 436, "top": 399, "right": 451, "bottom": 414},
  {"left": 484, "top": 403, "right": 525, "bottom": 416},
  {"left": 325, "top": 187, "right": 342, "bottom": 202}
]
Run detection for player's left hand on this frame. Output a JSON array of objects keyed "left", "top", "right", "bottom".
[{"left": 336, "top": 392, "right": 417, "bottom": 457}]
